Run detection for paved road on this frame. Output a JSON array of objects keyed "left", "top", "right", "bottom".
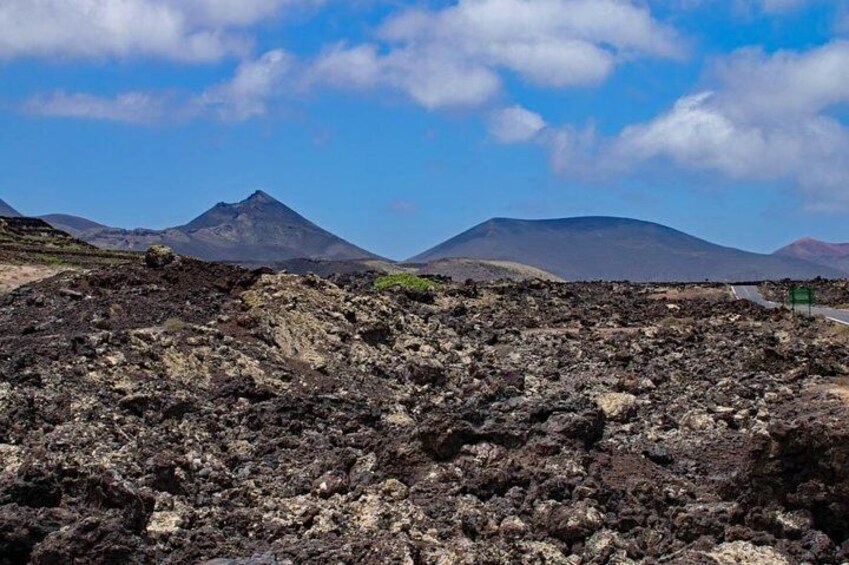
[{"left": 732, "top": 285, "right": 849, "bottom": 326}]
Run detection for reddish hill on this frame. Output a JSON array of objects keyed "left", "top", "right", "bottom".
[{"left": 774, "top": 237, "right": 849, "bottom": 274}]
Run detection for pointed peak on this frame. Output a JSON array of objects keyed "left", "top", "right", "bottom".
[{"left": 245, "top": 190, "right": 275, "bottom": 204}]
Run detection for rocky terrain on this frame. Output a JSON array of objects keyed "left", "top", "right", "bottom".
[{"left": 2, "top": 254, "right": 849, "bottom": 564}]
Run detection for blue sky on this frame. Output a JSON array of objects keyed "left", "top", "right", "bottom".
[{"left": 2, "top": 0, "right": 849, "bottom": 259}]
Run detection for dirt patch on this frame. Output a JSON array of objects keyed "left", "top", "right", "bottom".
[{"left": 0, "top": 263, "right": 66, "bottom": 294}]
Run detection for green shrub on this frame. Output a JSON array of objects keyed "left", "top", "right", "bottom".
[{"left": 374, "top": 273, "right": 439, "bottom": 291}]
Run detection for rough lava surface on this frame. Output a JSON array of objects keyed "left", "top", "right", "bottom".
[{"left": 2, "top": 259, "right": 849, "bottom": 564}]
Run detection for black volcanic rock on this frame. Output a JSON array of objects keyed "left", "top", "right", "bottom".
[
  {"left": 76, "top": 190, "right": 378, "bottom": 263},
  {"left": 410, "top": 216, "right": 842, "bottom": 282},
  {"left": 4, "top": 263, "right": 849, "bottom": 561},
  {"left": 0, "top": 198, "right": 21, "bottom": 217}
]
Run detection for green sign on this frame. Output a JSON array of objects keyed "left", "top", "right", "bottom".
[
  {"left": 789, "top": 286, "right": 815, "bottom": 314},
  {"left": 789, "top": 287, "right": 815, "bottom": 305}
]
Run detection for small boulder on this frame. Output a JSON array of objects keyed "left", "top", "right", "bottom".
[
  {"left": 145, "top": 245, "right": 176, "bottom": 269},
  {"left": 597, "top": 392, "right": 638, "bottom": 422}
]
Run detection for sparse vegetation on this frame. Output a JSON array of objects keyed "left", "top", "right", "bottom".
[{"left": 374, "top": 273, "right": 440, "bottom": 291}]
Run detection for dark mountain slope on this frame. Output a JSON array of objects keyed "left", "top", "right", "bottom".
[
  {"left": 40, "top": 214, "right": 109, "bottom": 237},
  {"left": 79, "top": 191, "right": 379, "bottom": 263},
  {"left": 411, "top": 217, "right": 841, "bottom": 282},
  {"left": 0, "top": 198, "right": 21, "bottom": 217}
]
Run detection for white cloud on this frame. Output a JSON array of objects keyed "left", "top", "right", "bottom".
[
  {"left": 508, "top": 41, "right": 849, "bottom": 209},
  {"left": 711, "top": 42, "right": 849, "bottom": 121},
  {"left": 488, "top": 105, "right": 548, "bottom": 143},
  {"left": 24, "top": 91, "right": 166, "bottom": 123},
  {"left": 305, "top": 44, "right": 384, "bottom": 90},
  {"left": 305, "top": 42, "right": 503, "bottom": 108},
  {"left": 195, "top": 49, "right": 293, "bottom": 120},
  {"left": 306, "top": 0, "right": 682, "bottom": 108},
  {"left": 25, "top": 49, "right": 293, "bottom": 123},
  {"left": 0, "top": 0, "right": 314, "bottom": 61},
  {"left": 610, "top": 90, "right": 849, "bottom": 208},
  {"left": 15, "top": 0, "right": 681, "bottom": 120}
]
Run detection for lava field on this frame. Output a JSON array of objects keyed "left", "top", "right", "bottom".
[{"left": 2, "top": 259, "right": 849, "bottom": 564}]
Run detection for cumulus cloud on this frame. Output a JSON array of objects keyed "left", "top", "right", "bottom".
[
  {"left": 610, "top": 92, "right": 849, "bottom": 209},
  {"left": 16, "top": 0, "right": 681, "bottom": 120},
  {"left": 612, "top": 41, "right": 849, "bottom": 208},
  {"left": 0, "top": 0, "right": 315, "bottom": 61},
  {"left": 24, "top": 91, "right": 166, "bottom": 123},
  {"left": 488, "top": 105, "right": 548, "bottom": 143},
  {"left": 25, "top": 49, "right": 293, "bottom": 123},
  {"left": 505, "top": 41, "right": 849, "bottom": 209},
  {"left": 195, "top": 49, "right": 293, "bottom": 120},
  {"left": 306, "top": 0, "right": 682, "bottom": 109}
]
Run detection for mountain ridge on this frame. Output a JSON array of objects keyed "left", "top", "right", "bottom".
[
  {"left": 5, "top": 193, "right": 847, "bottom": 280},
  {"left": 411, "top": 216, "right": 842, "bottom": 282},
  {"left": 62, "top": 190, "right": 380, "bottom": 263}
]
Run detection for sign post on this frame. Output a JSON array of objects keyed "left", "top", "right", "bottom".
[{"left": 788, "top": 286, "right": 815, "bottom": 315}]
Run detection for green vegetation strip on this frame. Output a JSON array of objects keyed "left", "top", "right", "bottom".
[{"left": 374, "top": 273, "right": 440, "bottom": 291}]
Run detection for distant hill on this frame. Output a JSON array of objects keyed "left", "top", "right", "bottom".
[
  {"left": 410, "top": 217, "right": 842, "bottom": 282},
  {"left": 774, "top": 237, "right": 849, "bottom": 274},
  {"left": 269, "top": 256, "right": 562, "bottom": 282},
  {"left": 0, "top": 199, "right": 21, "bottom": 217},
  {"left": 76, "top": 191, "right": 379, "bottom": 263},
  {"left": 40, "top": 214, "right": 109, "bottom": 237}
]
